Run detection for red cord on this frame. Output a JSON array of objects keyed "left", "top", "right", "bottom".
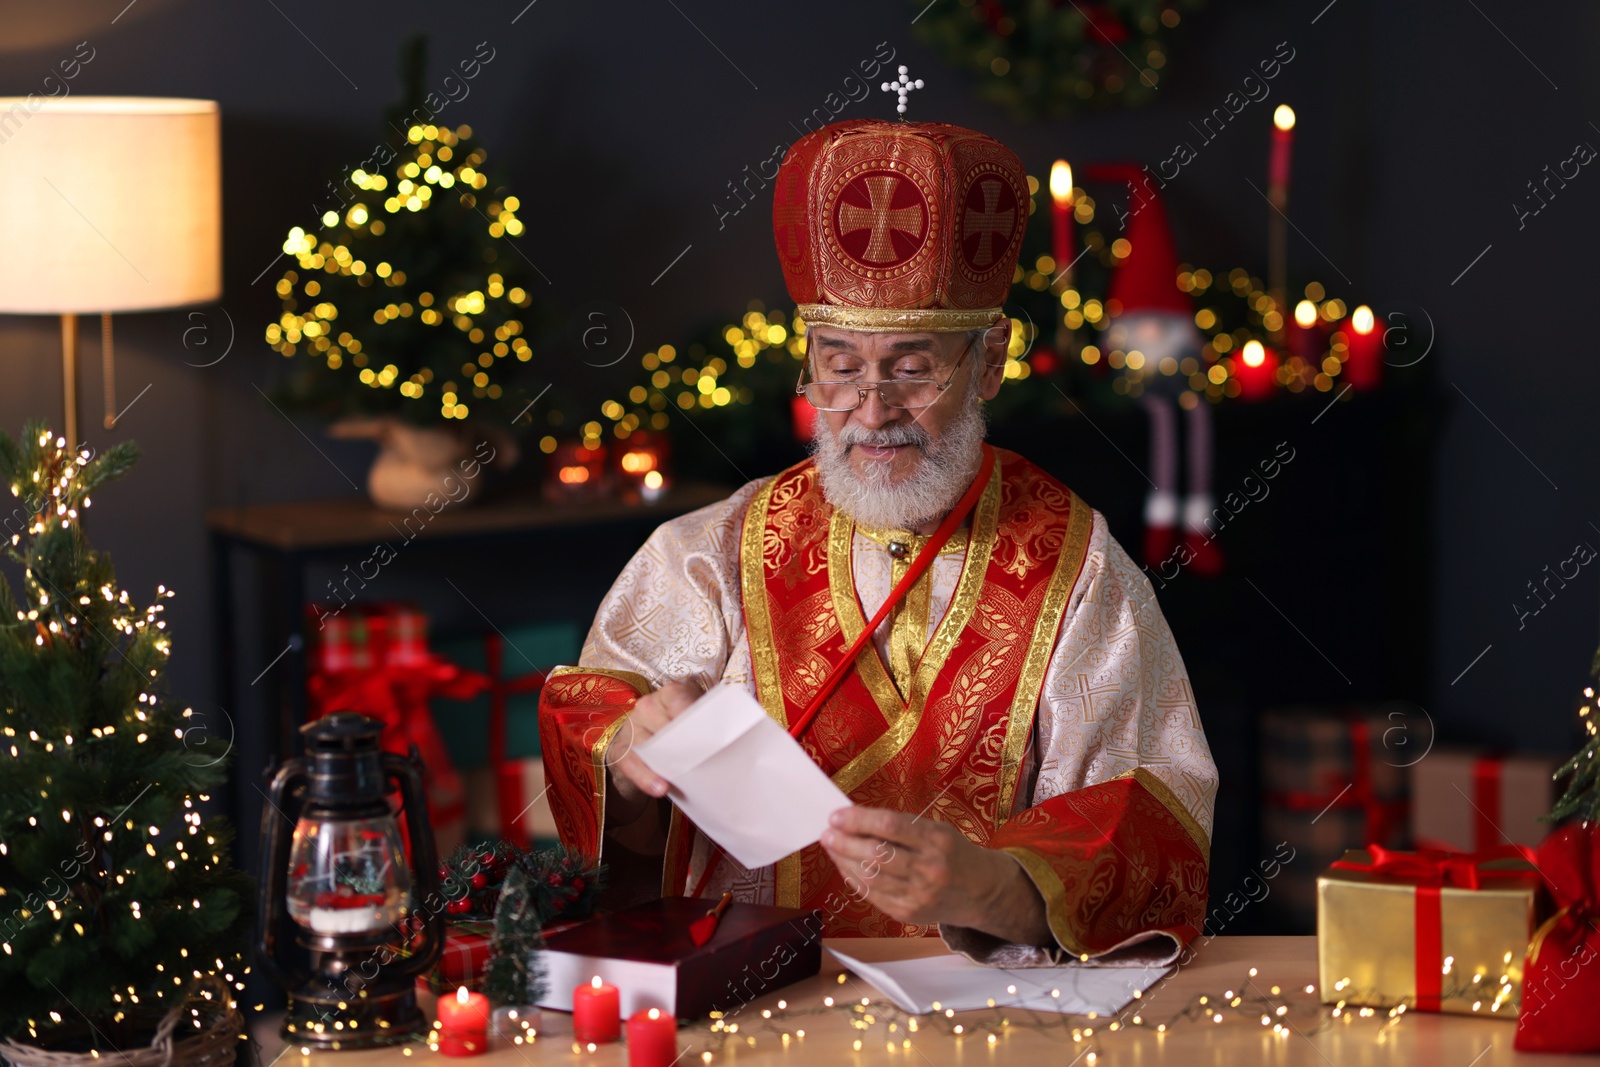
[{"left": 686, "top": 445, "right": 996, "bottom": 899}]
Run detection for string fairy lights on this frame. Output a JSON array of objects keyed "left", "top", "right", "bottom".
[
  {"left": 0, "top": 424, "right": 251, "bottom": 1051},
  {"left": 266, "top": 123, "right": 537, "bottom": 426},
  {"left": 673, "top": 962, "right": 1423, "bottom": 1062}
]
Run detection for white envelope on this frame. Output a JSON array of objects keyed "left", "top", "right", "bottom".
[
  {"left": 828, "top": 948, "right": 1172, "bottom": 1016},
  {"left": 631, "top": 685, "right": 851, "bottom": 870}
]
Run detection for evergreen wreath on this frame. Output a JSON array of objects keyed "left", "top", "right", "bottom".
[{"left": 912, "top": 0, "right": 1204, "bottom": 119}]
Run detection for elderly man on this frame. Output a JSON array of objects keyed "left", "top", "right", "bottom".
[{"left": 539, "top": 117, "right": 1216, "bottom": 964}]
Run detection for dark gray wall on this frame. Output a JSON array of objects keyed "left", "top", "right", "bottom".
[{"left": 0, "top": 0, "right": 1595, "bottom": 784}]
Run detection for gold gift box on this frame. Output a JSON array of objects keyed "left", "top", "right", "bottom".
[{"left": 1317, "top": 848, "right": 1539, "bottom": 1018}]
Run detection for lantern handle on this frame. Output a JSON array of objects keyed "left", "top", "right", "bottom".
[
  {"left": 256, "top": 758, "right": 309, "bottom": 991},
  {"left": 384, "top": 747, "right": 445, "bottom": 980}
]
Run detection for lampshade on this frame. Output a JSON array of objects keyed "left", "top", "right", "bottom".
[{"left": 0, "top": 97, "right": 220, "bottom": 314}]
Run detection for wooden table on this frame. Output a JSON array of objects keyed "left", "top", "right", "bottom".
[{"left": 268, "top": 936, "right": 1592, "bottom": 1065}]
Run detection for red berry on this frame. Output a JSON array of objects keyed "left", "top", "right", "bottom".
[
  {"left": 446, "top": 898, "right": 471, "bottom": 915},
  {"left": 470, "top": 872, "right": 488, "bottom": 889},
  {"left": 571, "top": 877, "right": 585, "bottom": 893},
  {"left": 547, "top": 872, "right": 565, "bottom": 887}
]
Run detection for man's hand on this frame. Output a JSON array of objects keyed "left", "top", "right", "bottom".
[
  {"left": 820, "top": 806, "right": 1052, "bottom": 946},
  {"left": 607, "top": 681, "right": 702, "bottom": 809}
]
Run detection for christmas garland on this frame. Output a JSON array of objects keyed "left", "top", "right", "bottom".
[
  {"left": 911, "top": 0, "right": 1203, "bottom": 119},
  {"left": 438, "top": 841, "right": 602, "bottom": 924},
  {"left": 436, "top": 843, "right": 604, "bottom": 1008}
]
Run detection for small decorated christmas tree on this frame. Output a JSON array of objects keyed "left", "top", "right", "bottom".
[
  {"left": 1547, "top": 651, "right": 1600, "bottom": 825},
  {"left": 0, "top": 423, "right": 252, "bottom": 1048},
  {"left": 266, "top": 38, "right": 542, "bottom": 430},
  {"left": 482, "top": 867, "right": 545, "bottom": 1009}
]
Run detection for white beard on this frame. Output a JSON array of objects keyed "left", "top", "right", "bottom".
[{"left": 809, "top": 380, "right": 987, "bottom": 531}]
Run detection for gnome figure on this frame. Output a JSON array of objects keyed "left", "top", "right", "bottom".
[{"left": 1091, "top": 165, "right": 1222, "bottom": 578}]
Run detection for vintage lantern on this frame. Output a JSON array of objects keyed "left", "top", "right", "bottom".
[{"left": 258, "top": 713, "right": 444, "bottom": 1048}]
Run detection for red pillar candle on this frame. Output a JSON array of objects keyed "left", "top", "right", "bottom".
[
  {"left": 1048, "top": 159, "right": 1074, "bottom": 278},
  {"left": 436, "top": 986, "right": 490, "bottom": 1057},
  {"left": 1269, "top": 105, "right": 1296, "bottom": 189},
  {"left": 1343, "top": 304, "right": 1382, "bottom": 390},
  {"left": 1235, "top": 340, "right": 1279, "bottom": 401},
  {"left": 625, "top": 1008, "right": 678, "bottom": 1067},
  {"left": 1290, "top": 299, "right": 1323, "bottom": 362},
  {"left": 572, "top": 976, "right": 621, "bottom": 1045}
]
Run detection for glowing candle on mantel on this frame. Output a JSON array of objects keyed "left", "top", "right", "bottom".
[
  {"left": 1342, "top": 304, "right": 1382, "bottom": 391},
  {"left": 1048, "top": 159, "right": 1075, "bottom": 280},
  {"left": 1235, "top": 340, "right": 1279, "bottom": 401},
  {"left": 626, "top": 1008, "right": 678, "bottom": 1067},
  {"left": 572, "top": 976, "right": 621, "bottom": 1045},
  {"left": 1291, "top": 299, "right": 1322, "bottom": 361},
  {"left": 1269, "top": 105, "right": 1296, "bottom": 191},
  {"left": 436, "top": 986, "right": 490, "bottom": 1057}
]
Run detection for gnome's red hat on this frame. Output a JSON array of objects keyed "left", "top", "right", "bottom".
[
  {"left": 1088, "top": 164, "right": 1190, "bottom": 317},
  {"left": 772, "top": 119, "right": 1028, "bottom": 332}
]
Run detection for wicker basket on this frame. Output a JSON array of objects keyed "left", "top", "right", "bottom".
[{"left": 1, "top": 975, "right": 242, "bottom": 1067}]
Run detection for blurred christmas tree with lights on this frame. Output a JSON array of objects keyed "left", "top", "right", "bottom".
[
  {"left": 267, "top": 37, "right": 543, "bottom": 429},
  {"left": 0, "top": 424, "right": 251, "bottom": 1048}
]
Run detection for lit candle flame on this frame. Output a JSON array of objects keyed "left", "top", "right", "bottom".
[
  {"left": 648, "top": 1008, "right": 660, "bottom": 1020},
  {"left": 590, "top": 976, "right": 603, "bottom": 990},
  {"left": 1274, "top": 105, "right": 1296, "bottom": 132},
  {"left": 1351, "top": 305, "right": 1375, "bottom": 334},
  {"left": 456, "top": 987, "right": 470, "bottom": 1005},
  {"left": 1242, "top": 340, "right": 1267, "bottom": 368},
  {"left": 1294, "top": 300, "right": 1318, "bottom": 328},
  {"left": 1049, "top": 160, "right": 1073, "bottom": 206}
]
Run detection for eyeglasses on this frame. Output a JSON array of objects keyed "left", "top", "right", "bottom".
[{"left": 795, "top": 339, "right": 975, "bottom": 412}]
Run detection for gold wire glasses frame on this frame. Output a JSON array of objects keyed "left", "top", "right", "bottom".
[{"left": 795, "top": 339, "right": 977, "bottom": 412}]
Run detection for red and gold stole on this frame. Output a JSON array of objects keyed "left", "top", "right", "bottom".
[
  {"left": 664, "top": 448, "right": 1092, "bottom": 935},
  {"left": 541, "top": 448, "right": 1210, "bottom": 952}
]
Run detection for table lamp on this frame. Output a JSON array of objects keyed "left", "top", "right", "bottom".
[{"left": 0, "top": 97, "right": 220, "bottom": 444}]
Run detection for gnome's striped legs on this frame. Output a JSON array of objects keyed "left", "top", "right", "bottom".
[
  {"left": 1181, "top": 398, "right": 1224, "bottom": 577},
  {"left": 1140, "top": 394, "right": 1179, "bottom": 569}
]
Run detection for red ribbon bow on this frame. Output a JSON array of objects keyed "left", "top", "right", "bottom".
[{"left": 1332, "top": 844, "right": 1538, "bottom": 1012}]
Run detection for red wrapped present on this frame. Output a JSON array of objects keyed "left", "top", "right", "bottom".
[
  {"left": 1412, "top": 749, "right": 1560, "bottom": 853},
  {"left": 1260, "top": 705, "right": 1412, "bottom": 930},
  {"left": 306, "top": 602, "right": 490, "bottom": 855},
  {"left": 1318, "top": 845, "right": 1541, "bottom": 1016},
  {"left": 1516, "top": 823, "right": 1600, "bottom": 1052},
  {"left": 432, "top": 923, "right": 494, "bottom": 995}
]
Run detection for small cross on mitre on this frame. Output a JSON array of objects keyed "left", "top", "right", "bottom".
[{"left": 880, "top": 65, "right": 924, "bottom": 119}]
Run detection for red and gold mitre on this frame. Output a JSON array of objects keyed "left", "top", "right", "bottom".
[{"left": 771, "top": 119, "right": 1028, "bottom": 333}]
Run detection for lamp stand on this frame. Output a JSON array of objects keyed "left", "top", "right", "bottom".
[{"left": 59, "top": 313, "right": 78, "bottom": 449}]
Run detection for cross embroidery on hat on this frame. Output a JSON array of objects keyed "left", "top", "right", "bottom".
[{"left": 836, "top": 173, "right": 926, "bottom": 266}]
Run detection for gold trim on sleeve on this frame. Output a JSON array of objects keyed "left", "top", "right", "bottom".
[
  {"left": 548, "top": 664, "right": 653, "bottom": 696},
  {"left": 1000, "top": 846, "right": 1091, "bottom": 958},
  {"left": 1115, "top": 766, "right": 1212, "bottom": 858},
  {"left": 589, "top": 713, "right": 631, "bottom": 865},
  {"left": 994, "top": 491, "right": 1095, "bottom": 826}
]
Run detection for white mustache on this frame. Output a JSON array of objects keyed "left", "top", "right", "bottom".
[{"left": 838, "top": 423, "right": 931, "bottom": 451}]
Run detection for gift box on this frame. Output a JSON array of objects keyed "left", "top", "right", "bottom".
[
  {"left": 1412, "top": 749, "right": 1561, "bottom": 853},
  {"left": 434, "top": 623, "right": 579, "bottom": 846},
  {"left": 1259, "top": 705, "right": 1413, "bottom": 931},
  {"left": 537, "top": 897, "right": 823, "bottom": 1019},
  {"left": 307, "top": 602, "right": 493, "bottom": 858},
  {"left": 465, "top": 758, "right": 560, "bottom": 848},
  {"left": 425, "top": 922, "right": 494, "bottom": 995},
  {"left": 1317, "top": 846, "right": 1541, "bottom": 1017}
]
